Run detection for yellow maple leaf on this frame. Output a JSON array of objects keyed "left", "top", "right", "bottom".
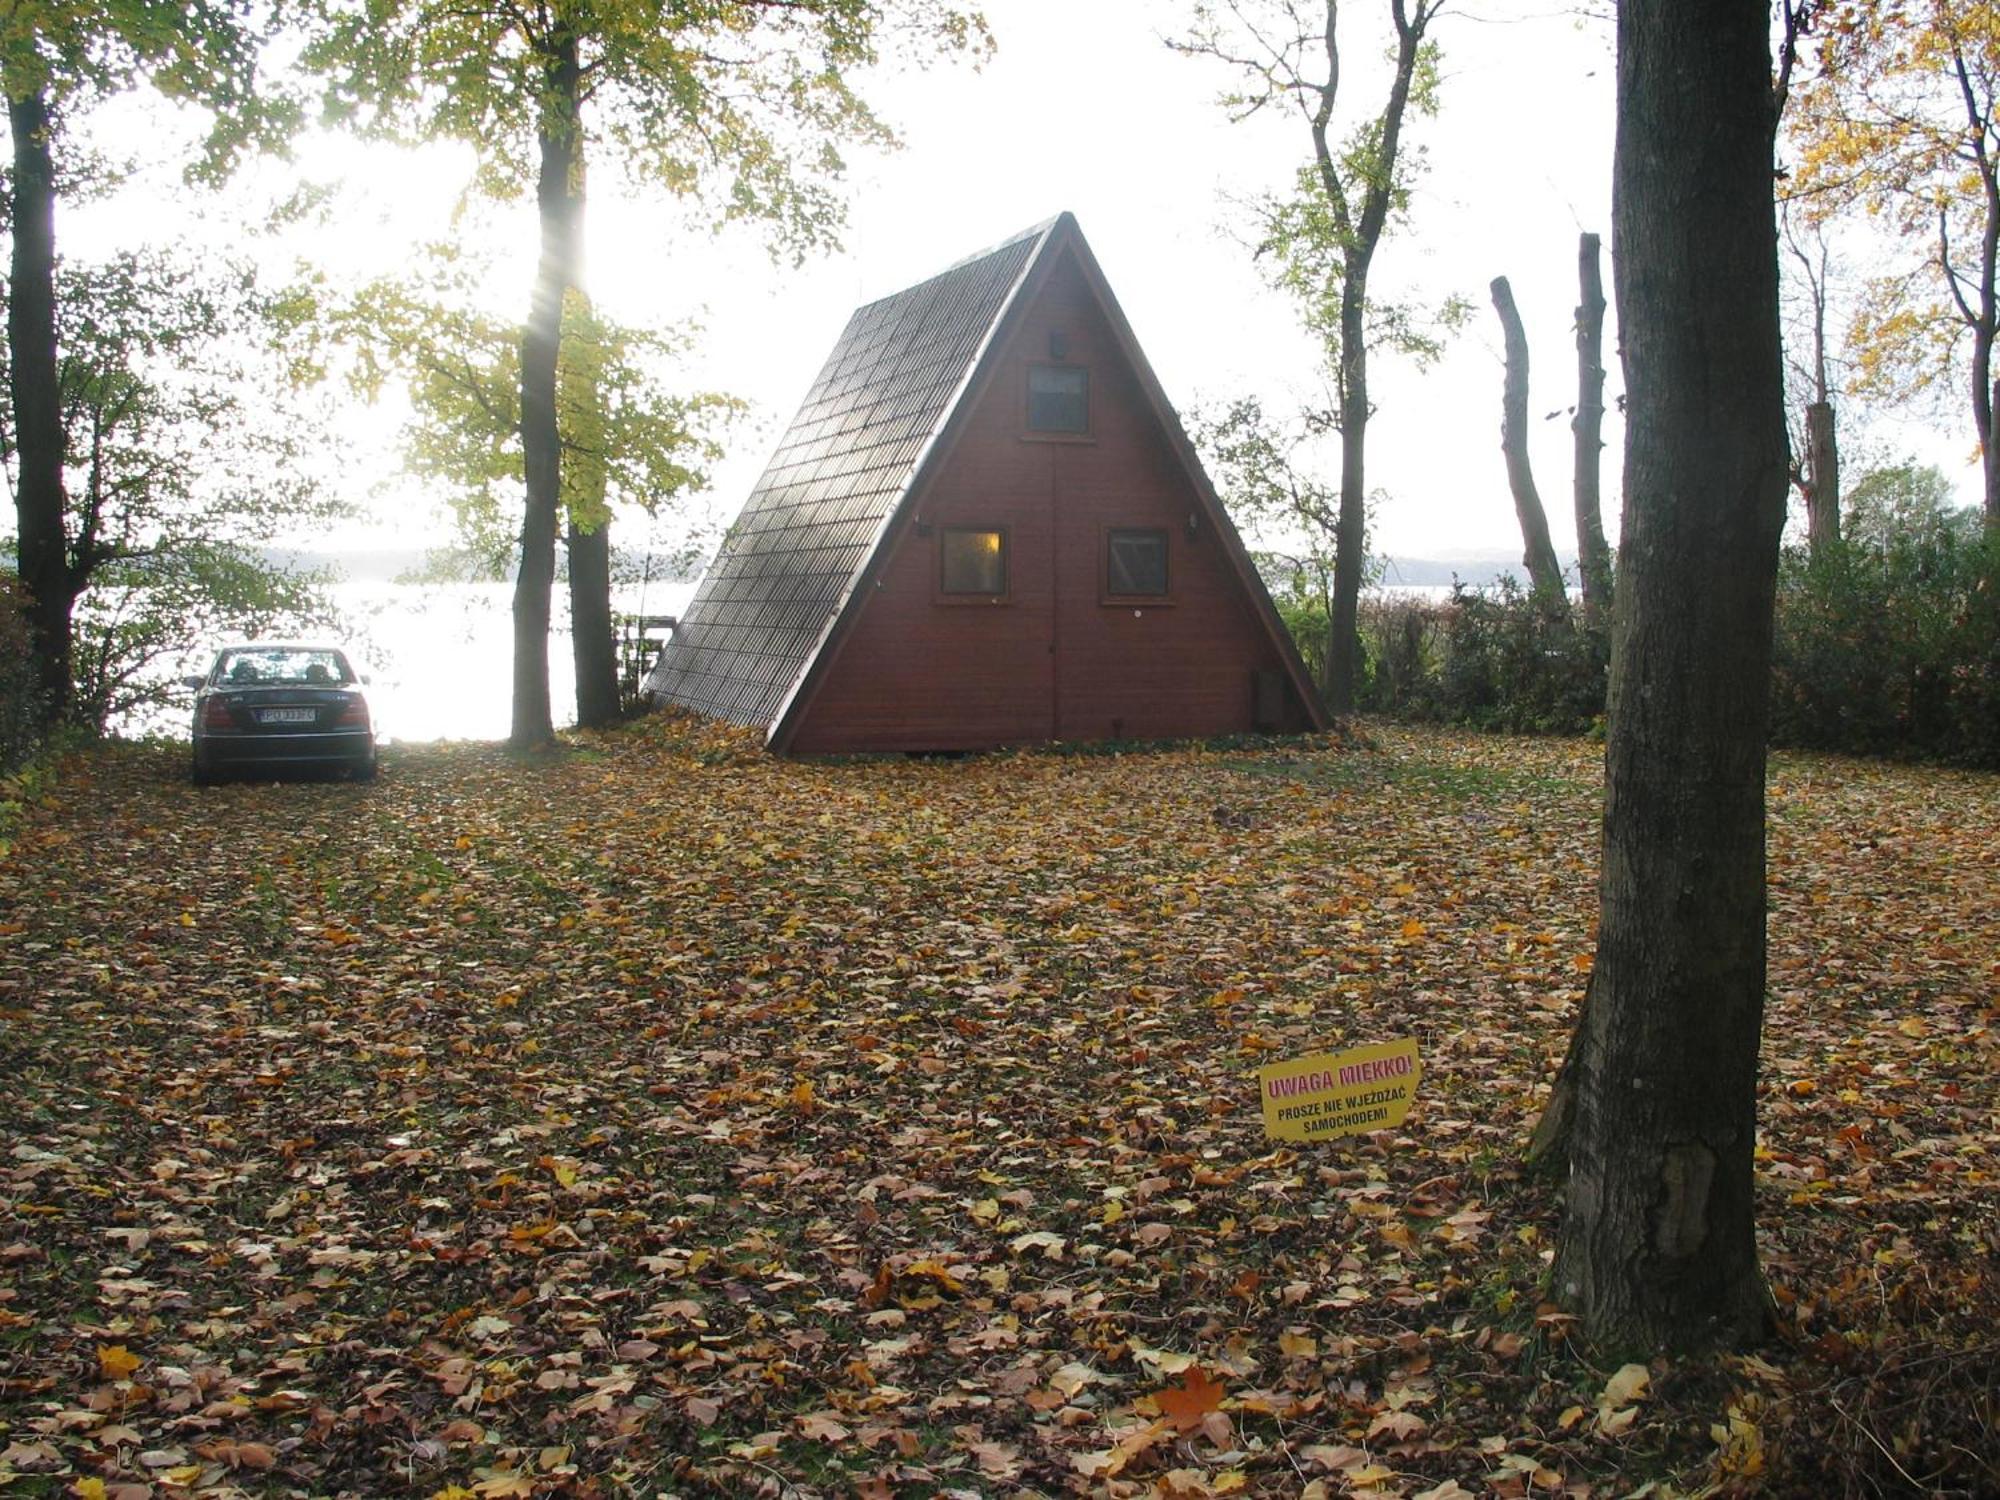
[
  {"left": 1600, "top": 1361, "right": 1651, "bottom": 1408},
  {"left": 96, "top": 1344, "right": 141, "bottom": 1379}
]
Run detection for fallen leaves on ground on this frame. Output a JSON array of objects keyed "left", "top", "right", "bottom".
[{"left": 0, "top": 715, "right": 1994, "bottom": 1496}]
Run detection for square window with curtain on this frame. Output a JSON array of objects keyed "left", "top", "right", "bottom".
[
  {"left": 1106, "top": 527, "right": 1169, "bottom": 597},
  {"left": 1027, "top": 364, "right": 1088, "bottom": 433},
  {"left": 941, "top": 527, "right": 1007, "bottom": 596}
]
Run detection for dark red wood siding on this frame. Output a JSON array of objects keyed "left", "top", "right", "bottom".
[{"left": 785, "top": 250, "right": 1306, "bottom": 755}]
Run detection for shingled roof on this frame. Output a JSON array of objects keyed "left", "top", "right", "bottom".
[{"left": 643, "top": 218, "right": 1054, "bottom": 729}]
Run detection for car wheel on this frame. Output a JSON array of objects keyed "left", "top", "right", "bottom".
[
  {"left": 191, "top": 754, "right": 219, "bottom": 787},
  {"left": 353, "top": 753, "right": 379, "bottom": 783}
]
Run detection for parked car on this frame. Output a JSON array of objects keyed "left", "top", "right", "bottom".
[{"left": 186, "top": 643, "right": 378, "bottom": 785}]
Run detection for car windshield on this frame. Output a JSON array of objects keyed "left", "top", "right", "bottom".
[{"left": 216, "top": 648, "right": 353, "bottom": 687}]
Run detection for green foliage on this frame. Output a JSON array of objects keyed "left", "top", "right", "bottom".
[
  {"left": 1196, "top": 398, "right": 1341, "bottom": 613},
  {"left": 0, "top": 0, "right": 294, "bottom": 178},
  {"left": 0, "top": 251, "right": 347, "bottom": 732},
  {"left": 1259, "top": 160, "right": 1472, "bottom": 372},
  {"left": 1174, "top": 1, "right": 1458, "bottom": 714},
  {"left": 1265, "top": 571, "right": 1337, "bottom": 691},
  {"left": 1196, "top": 396, "right": 1393, "bottom": 696},
  {"left": 300, "top": 0, "right": 988, "bottom": 260},
  {"left": 297, "top": 0, "right": 985, "bottom": 741},
  {"left": 72, "top": 544, "right": 339, "bottom": 732},
  {"left": 319, "top": 254, "right": 743, "bottom": 575},
  {"left": 1841, "top": 458, "right": 1966, "bottom": 549},
  {"left": 1175, "top": 3, "right": 1465, "bottom": 379},
  {"left": 1769, "top": 468, "right": 1997, "bottom": 764}
]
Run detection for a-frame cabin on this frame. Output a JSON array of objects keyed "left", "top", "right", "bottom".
[{"left": 644, "top": 213, "right": 1327, "bottom": 754}]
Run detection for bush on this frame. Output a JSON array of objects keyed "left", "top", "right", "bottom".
[
  {"left": 1265, "top": 482, "right": 1997, "bottom": 766},
  {"left": 1269, "top": 589, "right": 1332, "bottom": 694},
  {"left": 1769, "top": 519, "right": 1999, "bottom": 767},
  {"left": 1355, "top": 580, "right": 1607, "bottom": 735}
]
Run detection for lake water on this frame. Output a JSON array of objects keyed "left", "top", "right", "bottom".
[{"left": 333, "top": 579, "right": 695, "bottom": 743}]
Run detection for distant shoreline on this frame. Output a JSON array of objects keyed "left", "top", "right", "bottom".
[
  {"left": 270, "top": 546, "right": 1565, "bottom": 593},
  {"left": 261, "top": 546, "right": 702, "bottom": 587}
]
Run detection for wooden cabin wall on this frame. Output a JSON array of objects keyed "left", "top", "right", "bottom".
[{"left": 785, "top": 251, "right": 1303, "bottom": 755}]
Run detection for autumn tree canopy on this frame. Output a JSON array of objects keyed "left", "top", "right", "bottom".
[
  {"left": 1791, "top": 0, "right": 2000, "bottom": 526},
  {"left": 301, "top": 0, "right": 989, "bottom": 748},
  {"left": 4, "top": 0, "right": 290, "bottom": 725}
]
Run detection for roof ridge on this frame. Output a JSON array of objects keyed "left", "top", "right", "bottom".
[{"left": 850, "top": 213, "right": 1067, "bottom": 315}]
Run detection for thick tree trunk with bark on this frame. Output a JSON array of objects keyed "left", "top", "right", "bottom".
[
  {"left": 1553, "top": 0, "right": 1790, "bottom": 1355},
  {"left": 511, "top": 34, "right": 583, "bottom": 752},
  {"left": 567, "top": 519, "right": 619, "bottom": 726},
  {"left": 1803, "top": 399, "right": 1840, "bottom": 551},
  {"left": 1789, "top": 229, "right": 1842, "bottom": 554},
  {"left": 1490, "top": 275, "right": 1569, "bottom": 610},
  {"left": 1572, "top": 233, "right": 1614, "bottom": 628},
  {"left": 8, "top": 86, "right": 75, "bottom": 725}
]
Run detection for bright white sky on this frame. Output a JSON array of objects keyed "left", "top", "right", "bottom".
[{"left": 65, "top": 0, "right": 1981, "bottom": 569}]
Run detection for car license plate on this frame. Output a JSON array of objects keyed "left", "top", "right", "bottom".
[{"left": 259, "top": 707, "right": 316, "bottom": 724}]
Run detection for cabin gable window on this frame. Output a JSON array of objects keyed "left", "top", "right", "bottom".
[
  {"left": 940, "top": 527, "right": 1008, "bottom": 599},
  {"left": 1026, "top": 363, "right": 1089, "bottom": 434},
  {"left": 1105, "top": 526, "right": 1169, "bottom": 600}
]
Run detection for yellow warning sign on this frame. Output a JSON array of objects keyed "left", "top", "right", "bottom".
[{"left": 1258, "top": 1038, "right": 1421, "bottom": 1142}]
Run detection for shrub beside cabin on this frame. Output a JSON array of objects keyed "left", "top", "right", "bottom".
[{"left": 644, "top": 213, "right": 1326, "bottom": 753}]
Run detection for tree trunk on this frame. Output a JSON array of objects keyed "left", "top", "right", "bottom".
[
  {"left": 1553, "top": 0, "right": 1789, "bottom": 1356},
  {"left": 8, "top": 86, "right": 75, "bottom": 726},
  {"left": 1981, "top": 350, "right": 2000, "bottom": 530},
  {"left": 1490, "top": 275, "right": 1569, "bottom": 610},
  {"left": 510, "top": 31, "right": 583, "bottom": 752},
  {"left": 1327, "top": 267, "right": 1369, "bottom": 717},
  {"left": 1304, "top": 0, "right": 1439, "bottom": 717},
  {"left": 1790, "top": 227, "right": 1842, "bottom": 554},
  {"left": 1572, "top": 233, "right": 1614, "bottom": 627},
  {"left": 1974, "top": 138, "right": 2000, "bottom": 531},
  {"left": 1526, "top": 974, "right": 1588, "bottom": 1175},
  {"left": 1803, "top": 399, "right": 1840, "bottom": 551},
  {"left": 568, "top": 518, "right": 619, "bottom": 726}
]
